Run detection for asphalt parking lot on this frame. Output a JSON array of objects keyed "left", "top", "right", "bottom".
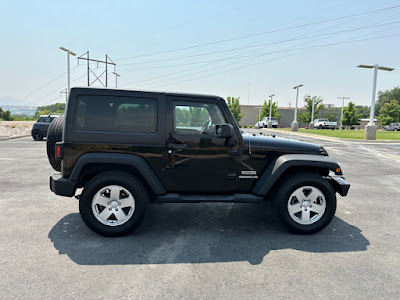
[{"left": 1, "top": 135, "right": 399, "bottom": 299}]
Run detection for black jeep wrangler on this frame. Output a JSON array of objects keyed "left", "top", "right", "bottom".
[{"left": 48, "top": 88, "right": 350, "bottom": 236}]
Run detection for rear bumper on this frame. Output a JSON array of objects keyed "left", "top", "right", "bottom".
[
  {"left": 329, "top": 175, "right": 350, "bottom": 197},
  {"left": 50, "top": 174, "right": 77, "bottom": 197}
]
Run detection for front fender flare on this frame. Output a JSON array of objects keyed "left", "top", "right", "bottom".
[{"left": 252, "top": 154, "right": 341, "bottom": 196}]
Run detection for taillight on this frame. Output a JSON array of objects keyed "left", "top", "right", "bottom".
[{"left": 55, "top": 143, "right": 63, "bottom": 160}]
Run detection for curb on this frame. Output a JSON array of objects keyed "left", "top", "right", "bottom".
[
  {"left": 261, "top": 129, "right": 400, "bottom": 144},
  {"left": 0, "top": 134, "right": 31, "bottom": 141}
]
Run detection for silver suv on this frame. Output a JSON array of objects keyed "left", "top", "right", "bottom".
[{"left": 384, "top": 123, "right": 400, "bottom": 131}]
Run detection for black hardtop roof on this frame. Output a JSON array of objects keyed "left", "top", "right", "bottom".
[{"left": 70, "top": 87, "right": 223, "bottom": 101}]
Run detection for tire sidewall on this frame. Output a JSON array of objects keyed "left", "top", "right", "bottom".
[
  {"left": 275, "top": 175, "right": 336, "bottom": 234},
  {"left": 79, "top": 173, "right": 149, "bottom": 236},
  {"left": 32, "top": 130, "right": 43, "bottom": 141}
]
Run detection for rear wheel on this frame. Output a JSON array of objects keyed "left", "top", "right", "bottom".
[
  {"left": 79, "top": 171, "right": 150, "bottom": 237},
  {"left": 274, "top": 172, "right": 336, "bottom": 234},
  {"left": 46, "top": 116, "right": 64, "bottom": 172},
  {"left": 32, "top": 130, "right": 43, "bottom": 141}
]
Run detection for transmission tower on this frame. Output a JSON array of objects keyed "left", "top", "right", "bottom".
[{"left": 77, "top": 51, "right": 116, "bottom": 87}]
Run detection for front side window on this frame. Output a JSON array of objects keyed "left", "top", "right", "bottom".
[
  {"left": 174, "top": 102, "right": 225, "bottom": 135},
  {"left": 74, "top": 95, "right": 157, "bottom": 133}
]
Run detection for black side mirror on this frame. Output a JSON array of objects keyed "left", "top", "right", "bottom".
[{"left": 219, "top": 123, "right": 234, "bottom": 138}]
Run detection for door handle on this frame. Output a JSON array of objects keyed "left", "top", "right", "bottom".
[{"left": 168, "top": 143, "right": 187, "bottom": 150}]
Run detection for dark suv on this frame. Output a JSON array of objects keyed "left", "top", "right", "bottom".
[
  {"left": 31, "top": 114, "right": 59, "bottom": 141},
  {"left": 48, "top": 88, "right": 350, "bottom": 236}
]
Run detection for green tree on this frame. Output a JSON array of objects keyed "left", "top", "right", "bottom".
[
  {"left": 35, "top": 103, "right": 66, "bottom": 117},
  {"left": 226, "top": 96, "right": 243, "bottom": 122},
  {"left": 342, "top": 102, "right": 361, "bottom": 126},
  {"left": 376, "top": 86, "right": 400, "bottom": 113},
  {"left": 260, "top": 99, "right": 281, "bottom": 122},
  {"left": 0, "top": 107, "right": 13, "bottom": 121},
  {"left": 378, "top": 100, "right": 400, "bottom": 125},
  {"left": 355, "top": 105, "right": 370, "bottom": 119},
  {"left": 298, "top": 95, "right": 324, "bottom": 123},
  {"left": 323, "top": 112, "right": 339, "bottom": 122}
]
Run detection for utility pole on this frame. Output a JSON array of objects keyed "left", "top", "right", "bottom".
[
  {"left": 337, "top": 96, "right": 350, "bottom": 130},
  {"left": 268, "top": 94, "right": 275, "bottom": 128},
  {"left": 77, "top": 51, "right": 116, "bottom": 87},
  {"left": 59, "top": 47, "right": 76, "bottom": 97},
  {"left": 112, "top": 72, "right": 120, "bottom": 88},
  {"left": 248, "top": 82, "right": 250, "bottom": 104},
  {"left": 357, "top": 64, "right": 394, "bottom": 140},
  {"left": 60, "top": 89, "right": 68, "bottom": 102},
  {"left": 291, "top": 84, "right": 303, "bottom": 132}
]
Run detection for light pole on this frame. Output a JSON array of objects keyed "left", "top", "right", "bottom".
[
  {"left": 358, "top": 64, "right": 394, "bottom": 140},
  {"left": 59, "top": 47, "right": 76, "bottom": 98},
  {"left": 268, "top": 94, "right": 275, "bottom": 128},
  {"left": 254, "top": 107, "right": 262, "bottom": 128},
  {"left": 337, "top": 96, "right": 350, "bottom": 130},
  {"left": 309, "top": 97, "right": 316, "bottom": 129},
  {"left": 112, "top": 72, "right": 120, "bottom": 88},
  {"left": 291, "top": 84, "right": 303, "bottom": 131}
]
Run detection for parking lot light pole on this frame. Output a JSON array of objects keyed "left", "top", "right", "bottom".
[
  {"left": 291, "top": 84, "right": 303, "bottom": 132},
  {"left": 338, "top": 96, "right": 350, "bottom": 130},
  {"left": 268, "top": 94, "right": 275, "bottom": 128},
  {"left": 59, "top": 47, "right": 76, "bottom": 96},
  {"left": 357, "top": 64, "right": 394, "bottom": 140},
  {"left": 309, "top": 97, "right": 315, "bottom": 129}
]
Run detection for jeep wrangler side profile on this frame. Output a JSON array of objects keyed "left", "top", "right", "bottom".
[{"left": 49, "top": 88, "right": 350, "bottom": 236}]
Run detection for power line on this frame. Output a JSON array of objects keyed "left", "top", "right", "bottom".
[
  {"left": 117, "top": 4, "right": 400, "bottom": 60},
  {"left": 119, "top": 20, "right": 400, "bottom": 72},
  {"left": 126, "top": 32, "right": 400, "bottom": 91},
  {"left": 121, "top": 19, "right": 400, "bottom": 88}
]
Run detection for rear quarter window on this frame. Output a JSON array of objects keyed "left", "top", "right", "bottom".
[{"left": 74, "top": 95, "right": 157, "bottom": 133}]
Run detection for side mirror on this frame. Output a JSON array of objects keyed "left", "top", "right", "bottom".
[{"left": 219, "top": 123, "right": 234, "bottom": 138}]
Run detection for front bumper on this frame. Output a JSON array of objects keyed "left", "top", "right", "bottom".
[
  {"left": 329, "top": 175, "right": 350, "bottom": 196},
  {"left": 50, "top": 174, "right": 77, "bottom": 197}
]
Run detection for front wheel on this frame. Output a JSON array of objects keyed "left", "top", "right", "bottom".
[
  {"left": 79, "top": 171, "right": 150, "bottom": 237},
  {"left": 274, "top": 172, "right": 336, "bottom": 234},
  {"left": 32, "top": 130, "right": 43, "bottom": 141}
]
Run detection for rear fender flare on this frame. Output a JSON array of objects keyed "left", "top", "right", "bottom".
[{"left": 69, "top": 153, "right": 166, "bottom": 195}]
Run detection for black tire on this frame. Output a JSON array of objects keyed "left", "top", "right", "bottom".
[
  {"left": 79, "top": 171, "right": 150, "bottom": 237},
  {"left": 395, "top": 128, "right": 398, "bottom": 131},
  {"left": 46, "top": 116, "right": 64, "bottom": 172},
  {"left": 273, "top": 172, "right": 336, "bottom": 234},
  {"left": 32, "top": 130, "right": 43, "bottom": 141},
  {"left": 318, "top": 125, "right": 322, "bottom": 129}
]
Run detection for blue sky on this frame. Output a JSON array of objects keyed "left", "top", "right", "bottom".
[{"left": 1, "top": 0, "right": 400, "bottom": 108}]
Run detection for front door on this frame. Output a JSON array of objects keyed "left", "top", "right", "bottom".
[{"left": 162, "top": 97, "right": 240, "bottom": 193}]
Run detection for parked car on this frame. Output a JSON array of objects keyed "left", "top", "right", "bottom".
[
  {"left": 313, "top": 119, "right": 337, "bottom": 130},
  {"left": 384, "top": 123, "right": 400, "bottom": 131},
  {"left": 31, "top": 114, "right": 61, "bottom": 141},
  {"left": 255, "top": 117, "right": 278, "bottom": 128},
  {"left": 48, "top": 87, "right": 349, "bottom": 237}
]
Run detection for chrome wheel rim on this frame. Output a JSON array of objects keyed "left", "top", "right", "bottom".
[
  {"left": 287, "top": 186, "right": 326, "bottom": 225},
  {"left": 91, "top": 185, "right": 135, "bottom": 226}
]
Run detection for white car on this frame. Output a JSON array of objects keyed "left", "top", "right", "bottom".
[
  {"left": 313, "top": 119, "right": 337, "bottom": 129},
  {"left": 255, "top": 117, "right": 278, "bottom": 128}
]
